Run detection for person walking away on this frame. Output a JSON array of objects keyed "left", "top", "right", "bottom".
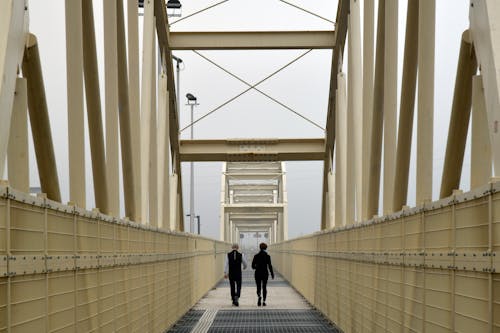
[
  {"left": 252, "top": 242, "right": 274, "bottom": 306},
  {"left": 224, "top": 243, "right": 247, "bottom": 306}
]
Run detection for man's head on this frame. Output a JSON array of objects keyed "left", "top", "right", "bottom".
[
  {"left": 232, "top": 243, "right": 239, "bottom": 250},
  {"left": 259, "top": 242, "right": 267, "bottom": 250}
]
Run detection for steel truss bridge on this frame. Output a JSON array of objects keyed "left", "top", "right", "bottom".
[{"left": 0, "top": 0, "right": 500, "bottom": 331}]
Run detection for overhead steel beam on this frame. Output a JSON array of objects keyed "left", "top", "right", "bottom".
[
  {"left": 169, "top": 31, "right": 336, "bottom": 50},
  {"left": 224, "top": 203, "right": 284, "bottom": 214},
  {"left": 180, "top": 138, "right": 325, "bottom": 162}
]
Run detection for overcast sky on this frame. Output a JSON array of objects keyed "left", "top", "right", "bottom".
[{"left": 20, "top": 0, "right": 470, "bottom": 240}]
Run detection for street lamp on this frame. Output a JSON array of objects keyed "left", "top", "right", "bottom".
[
  {"left": 186, "top": 93, "right": 199, "bottom": 233},
  {"left": 166, "top": 0, "right": 182, "bottom": 17},
  {"left": 138, "top": 0, "right": 182, "bottom": 17}
]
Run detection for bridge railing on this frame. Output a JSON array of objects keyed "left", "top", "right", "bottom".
[
  {"left": 0, "top": 184, "right": 229, "bottom": 332},
  {"left": 271, "top": 181, "right": 500, "bottom": 332}
]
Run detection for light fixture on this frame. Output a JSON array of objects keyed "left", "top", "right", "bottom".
[
  {"left": 186, "top": 93, "right": 197, "bottom": 105},
  {"left": 166, "top": 0, "right": 182, "bottom": 17}
]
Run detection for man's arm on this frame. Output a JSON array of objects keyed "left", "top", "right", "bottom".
[
  {"left": 251, "top": 255, "right": 257, "bottom": 270},
  {"left": 223, "top": 255, "right": 228, "bottom": 278},
  {"left": 242, "top": 253, "right": 248, "bottom": 270}
]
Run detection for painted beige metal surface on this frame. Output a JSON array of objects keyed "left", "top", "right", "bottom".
[
  {"left": 470, "top": 0, "right": 500, "bottom": 176},
  {"left": 169, "top": 31, "right": 335, "bottom": 50},
  {"left": 180, "top": 138, "right": 325, "bottom": 162},
  {"left": 416, "top": 0, "right": 435, "bottom": 205},
  {"left": 22, "top": 34, "right": 61, "bottom": 203},
  {"left": 0, "top": 185, "right": 229, "bottom": 332},
  {"left": 271, "top": 182, "right": 500, "bottom": 332},
  {"left": 65, "top": 0, "right": 86, "bottom": 209},
  {"left": 393, "top": 0, "right": 418, "bottom": 212},
  {"left": 7, "top": 79, "right": 29, "bottom": 194},
  {"left": 335, "top": 73, "right": 347, "bottom": 227},
  {"left": 0, "top": 0, "right": 26, "bottom": 178},
  {"left": 471, "top": 75, "right": 492, "bottom": 189}
]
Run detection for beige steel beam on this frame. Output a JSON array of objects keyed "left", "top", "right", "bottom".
[
  {"left": 169, "top": 31, "right": 335, "bottom": 50},
  {"left": 140, "top": 0, "right": 155, "bottom": 223},
  {"left": 416, "top": 0, "right": 435, "bottom": 204},
  {"left": 470, "top": 0, "right": 500, "bottom": 177},
  {"left": 280, "top": 162, "right": 288, "bottom": 240},
  {"left": 226, "top": 173, "right": 282, "bottom": 181},
  {"left": 440, "top": 30, "right": 477, "bottom": 199},
  {"left": 22, "top": 34, "right": 61, "bottom": 202},
  {"left": 127, "top": 0, "right": 142, "bottom": 220},
  {"left": 180, "top": 138, "right": 325, "bottom": 162},
  {"left": 65, "top": 0, "right": 86, "bottom": 208},
  {"left": 322, "top": 0, "right": 348, "bottom": 229},
  {"left": 382, "top": 0, "right": 398, "bottom": 214},
  {"left": 0, "top": 0, "right": 26, "bottom": 177},
  {"left": 103, "top": 0, "right": 120, "bottom": 216},
  {"left": 154, "top": 0, "right": 184, "bottom": 229},
  {"left": 361, "top": 0, "right": 374, "bottom": 220},
  {"left": 223, "top": 204, "right": 284, "bottom": 214},
  {"left": 169, "top": 173, "right": 178, "bottom": 231},
  {"left": 149, "top": 28, "right": 158, "bottom": 227},
  {"left": 82, "top": 0, "right": 109, "bottom": 214},
  {"left": 393, "top": 0, "right": 419, "bottom": 212},
  {"left": 335, "top": 72, "right": 347, "bottom": 227},
  {"left": 471, "top": 75, "right": 492, "bottom": 188},
  {"left": 367, "top": 0, "right": 386, "bottom": 218},
  {"left": 158, "top": 75, "right": 170, "bottom": 229},
  {"left": 348, "top": 0, "right": 362, "bottom": 223},
  {"left": 7, "top": 78, "right": 29, "bottom": 192},
  {"left": 117, "top": 0, "right": 137, "bottom": 220}
]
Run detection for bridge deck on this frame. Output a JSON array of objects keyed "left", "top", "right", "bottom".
[{"left": 167, "top": 270, "right": 341, "bottom": 332}]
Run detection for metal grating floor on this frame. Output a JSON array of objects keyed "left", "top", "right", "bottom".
[
  {"left": 207, "top": 309, "right": 341, "bottom": 333},
  {"left": 167, "top": 310, "right": 205, "bottom": 333}
]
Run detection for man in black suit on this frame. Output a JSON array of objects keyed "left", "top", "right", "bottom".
[
  {"left": 224, "top": 243, "right": 247, "bottom": 306},
  {"left": 252, "top": 242, "right": 274, "bottom": 306}
]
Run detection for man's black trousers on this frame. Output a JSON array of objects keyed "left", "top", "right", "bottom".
[
  {"left": 255, "top": 276, "right": 268, "bottom": 300},
  {"left": 229, "top": 278, "right": 242, "bottom": 300}
]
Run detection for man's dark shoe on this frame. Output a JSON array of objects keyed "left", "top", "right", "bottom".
[
  {"left": 263, "top": 302, "right": 266, "bottom": 306},
  {"left": 257, "top": 297, "right": 262, "bottom": 306}
]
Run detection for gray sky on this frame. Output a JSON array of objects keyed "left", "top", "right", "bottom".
[{"left": 21, "top": 0, "right": 470, "bottom": 240}]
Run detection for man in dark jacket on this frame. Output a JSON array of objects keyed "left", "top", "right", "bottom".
[
  {"left": 224, "top": 243, "right": 247, "bottom": 306},
  {"left": 252, "top": 242, "right": 274, "bottom": 306}
]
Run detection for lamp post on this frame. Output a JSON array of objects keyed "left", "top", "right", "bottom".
[
  {"left": 138, "top": 0, "right": 182, "bottom": 17},
  {"left": 186, "top": 93, "right": 198, "bottom": 233},
  {"left": 172, "top": 55, "right": 182, "bottom": 116}
]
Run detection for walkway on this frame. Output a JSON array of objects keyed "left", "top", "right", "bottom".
[{"left": 166, "top": 270, "right": 341, "bottom": 332}]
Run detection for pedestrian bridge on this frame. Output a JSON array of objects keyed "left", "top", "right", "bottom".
[{"left": 1, "top": 0, "right": 500, "bottom": 332}]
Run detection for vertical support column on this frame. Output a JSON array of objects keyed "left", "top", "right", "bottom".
[
  {"left": 149, "top": 33, "right": 158, "bottom": 227},
  {"left": 66, "top": 0, "right": 85, "bottom": 207},
  {"left": 416, "top": 0, "right": 435, "bottom": 204},
  {"left": 140, "top": 0, "right": 155, "bottom": 223},
  {"left": 158, "top": 74, "right": 170, "bottom": 228},
  {"left": 169, "top": 173, "right": 178, "bottom": 231},
  {"left": 393, "top": 0, "right": 419, "bottom": 211},
  {"left": 7, "top": 78, "right": 29, "bottom": 192},
  {"left": 471, "top": 75, "right": 492, "bottom": 188},
  {"left": 367, "top": 0, "right": 386, "bottom": 218},
  {"left": 22, "top": 34, "right": 62, "bottom": 202},
  {"left": 348, "top": 0, "right": 363, "bottom": 223},
  {"left": 362, "top": 0, "right": 375, "bottom": 220},
  {"left": 103, "top": 0, "right": 120, "bottom": 217},
  {"left": 327, "top": 168, "right": 335, "bottom": 228},
  {"left": 273, "top": 220, "right": 277, "bottom": 243},
  {"left": 229, "top": 220, "right": 233, "bottom": 243},
  {"left": 127, "top": 0, "right": 142, "bottom": 220},
  {"left": 440, "top": 30, "right": 477, "bottom": 198},
  {"left": 469, "top": 0, "right": 500, "bottom": 177},
  {"left": 382, "top": 0, "right": 398, "bottom": 214},
  {"left": 220, "top": 163, "right": 227, "bottom": 241},
  {"left": 0, "top": 0, "right": 26, "bottom": 177},
  {"left": 281, "top": 162, "right": 288, "bottom": 240},
  {"left": 116, "top": 0, "right": 137, "bottom": 220},
  {"left": 335, "top": 72, "right": 347, "bottom": 226},
  {"left": 81, "top": 0, "right": 109, "bottom": 213},
  {"left": 224, "top": 213, "right": 230, "bottom": 242}
]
